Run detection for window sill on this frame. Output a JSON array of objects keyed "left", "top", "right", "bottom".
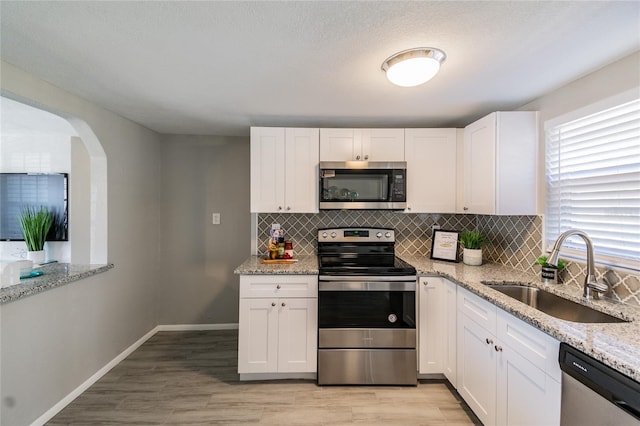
[{"left": 0, "top": 262, "right": 114, "bottom": 304}]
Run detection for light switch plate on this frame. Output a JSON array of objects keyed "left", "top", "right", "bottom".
[{"left": 212, "top": 213, "right": 221, "bottom": 225}]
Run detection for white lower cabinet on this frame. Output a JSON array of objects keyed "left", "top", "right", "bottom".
[
  {"left": 238, "top": 275, "right": 318, "bottom": 377},
  {"left": 456, "top": 287, "right": 561, "bottom": 426},
  {"left": 418, "top": 277, "right": 457, "bottom": 387}
]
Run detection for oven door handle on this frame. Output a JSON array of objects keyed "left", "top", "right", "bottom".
[
  {"left": 319, "top": 281, "right": 416, "bottom": 291},
  {"left": 319, "top": 275, "right": 416, "bottom": 282}
]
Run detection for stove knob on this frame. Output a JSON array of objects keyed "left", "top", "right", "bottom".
[
  {"left": 330, "top": 232, "right": 337, "bottom": 238},
  {"left": 321, "top": 232, "right": 328, "bottom": 239},
  {"left": 385, "top": 232, "right": 392, "bottom": 239},
  {"left": 376, "top": 232, "right": 382, "bottom": 238}
]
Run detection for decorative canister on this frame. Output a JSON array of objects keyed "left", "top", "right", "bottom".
[{"left": 284, "top": 241, "right": 294, "bottom": 259}]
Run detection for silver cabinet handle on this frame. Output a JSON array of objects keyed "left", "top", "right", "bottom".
[
  {"left": 364, "top": 155, "right": 369, "bottom": 160},
  {"left": 278, "top": 206, "right": 283, "bottom": 211},
  {"left": 271, "top": 302, "right": 276, "bottom": 307},
  {"left": 281, "top": 302, "right": 286, "bottom": 307},
  {"left": 276, "top": 284, "right": 281, "bottom": 289},
  {"left": 495, "top": 345, "right": 503, "bottom": 352},
  {"left": 356, "top": 155, "right": 361, "bottom": 160},
  {"left": 286, "top": 206, "right": 291, "bottom": 211},
  {"left": 485, "top": 338, "right": 494, "bottom": 345},
  {"left": 463, "top": 207, "right": 469, "bottom": 211},
  {"left": 407, "top": 206, "right": 411, "bottom": 211}
]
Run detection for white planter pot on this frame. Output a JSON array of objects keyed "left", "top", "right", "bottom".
[
  {"left": 27, "top": 250, "right": 45, "bottom": 265},
  {"left": 463, "top": 248, "right": 482, "bottom": 266}
]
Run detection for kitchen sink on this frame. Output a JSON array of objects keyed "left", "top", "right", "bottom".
[{"left": 484, "top": 284, "right": 628, "bottom": 323}]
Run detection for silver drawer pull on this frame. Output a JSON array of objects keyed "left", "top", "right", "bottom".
[{"left": 485, "top": 338, "right": 494, "bottom": 345}]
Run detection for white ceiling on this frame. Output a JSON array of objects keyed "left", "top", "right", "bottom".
[{"left": 1, "top": 1, "right": 639, "bottom": 137}]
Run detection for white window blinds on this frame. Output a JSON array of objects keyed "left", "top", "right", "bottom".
[{"left": 545, "top": 96, "right": 640, "bottom": 270}]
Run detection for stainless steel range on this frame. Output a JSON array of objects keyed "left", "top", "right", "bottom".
[{"left": 317, "top": 227, "right": 417, "bottom": 385}]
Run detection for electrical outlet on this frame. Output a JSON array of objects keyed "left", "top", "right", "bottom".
[
  {"left": 432, "top": 224, "right": 441, "bottom": 231},
  {"left": 212, "top": 213, "right": 221, "bottom": 225}
]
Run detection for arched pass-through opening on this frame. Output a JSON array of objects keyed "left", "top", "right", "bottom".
[{"left": 0, "top": 93, "right": 108, "bottom": 264}]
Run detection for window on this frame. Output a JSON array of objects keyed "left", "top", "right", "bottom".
[{"left": 544, "top": 91, "right": 640, "bottom": 271}]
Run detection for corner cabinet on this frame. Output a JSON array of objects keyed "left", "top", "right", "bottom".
[
  {"left": 319, "top": 128, "right": 404, "bottom": 161},
  {"left": 238, "top": 275, "right": 318, "bottom": 378},
  {"left": 418, "top": 277, "right": 457, "bottom": 386},
  {"left": 456, "top": 286, "right": 561, "bottom": 426},
  {"left": 250, "top": 127, "right": 319, "bottom": 213},
  {"left": 404, "top": 129, "right": 457, "bottom": 213},
  {"left": 461, "top": 112, "right": 538, "bottom": 215}
]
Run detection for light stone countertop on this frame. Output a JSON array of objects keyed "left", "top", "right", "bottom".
[
  {"left": 0, "top": 262, "right": 114, "bottom": 304},
  {"left": 233, "top": 255, "right": 319, "bottom": 275},
  {"left": 235, "top": 254, "right": 640, "bottom": 381}
]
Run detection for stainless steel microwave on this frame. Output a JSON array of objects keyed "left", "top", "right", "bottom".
[{"left": 319, "top": 161, "right": 407, "bottom": 210}]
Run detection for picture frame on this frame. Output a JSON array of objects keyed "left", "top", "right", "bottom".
[{"left": 430, "top": 229, "right": 459, "bottom": 262}]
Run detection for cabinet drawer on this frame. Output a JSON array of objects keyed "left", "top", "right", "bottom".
[
  {"left": 457, "top": 287, "right": 497, "bottom": 335},
  {"left": 240, "top": 275, "right": 318, "bottom": 298},
  {"left": 497, "top": 308, "right": 561, "bottom": 381}
]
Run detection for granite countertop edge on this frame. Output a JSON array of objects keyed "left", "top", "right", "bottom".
[
  {"left": 1, "top": 263, "right": 115, "bottom": 305},
  {"left": 234, "top": 254, "right": 640, "bottom": 381}
]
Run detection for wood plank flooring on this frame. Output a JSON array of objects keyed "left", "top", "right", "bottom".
[{"left": 48, "top": 330, "right": 481, "bottom": 425}]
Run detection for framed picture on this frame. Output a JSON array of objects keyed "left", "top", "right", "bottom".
[{"left": 430, "top": 229, "right": 459, "bottom": 262}]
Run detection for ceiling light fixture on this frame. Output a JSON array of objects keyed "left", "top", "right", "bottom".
[{"left": 382, "top": 47, "right": 446, "bottom": 87}]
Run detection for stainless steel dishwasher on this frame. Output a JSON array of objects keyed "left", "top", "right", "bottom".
[{"left": 559, "top": 343, "right": 640, "bottom": 425}]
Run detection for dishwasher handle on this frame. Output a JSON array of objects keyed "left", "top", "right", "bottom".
[{"left": 613, "top": 399, "right": 640, "bottom": 420}]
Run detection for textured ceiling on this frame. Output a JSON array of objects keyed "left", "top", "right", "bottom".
[{"left": 1, "top": 1, "right": 639, "bottom": 137}]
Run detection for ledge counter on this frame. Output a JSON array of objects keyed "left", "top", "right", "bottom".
[{"left": 0, "top": 262, "right": 114, "bottom": 304}]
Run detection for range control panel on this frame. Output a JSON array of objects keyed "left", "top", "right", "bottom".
[{"left": 318, "top": 228, "right": 395, "bottom": 243}]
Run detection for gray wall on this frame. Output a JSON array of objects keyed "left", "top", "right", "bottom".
[
  {"left": 519, "top": 51, "right": 640, "bottom": 212},
  {"left": 158, "top": 135, "right": 250, "bottom": 325},
  {"left": 1, "top": 61, "right": 162, "bottom": 425}
]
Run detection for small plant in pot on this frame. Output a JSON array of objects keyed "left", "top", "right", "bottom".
[
  {"left": 459, "top": 230, "right": 484, "bottom": 266},
  {"left": 535, "top": 255, "right": 567, "bottom": 284},
  {"left": 18, "top": 206, "right": 54, "bottom": 264}
]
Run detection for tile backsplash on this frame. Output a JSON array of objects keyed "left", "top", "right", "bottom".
[{"left": 257, "top": 211, "right": 640, "bottom": 306}]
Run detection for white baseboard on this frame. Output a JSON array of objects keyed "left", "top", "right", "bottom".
[
  {"left": 157, "top": 323, "right": 238, "bottom": 331},
  {"left": 30, "top": 323, "right": 238, "bottom": 426}
]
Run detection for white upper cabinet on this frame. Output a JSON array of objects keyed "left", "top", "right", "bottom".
[
  {"left": 320, "top": 128, "right": 404, "bottom": 161},
  {"left": 404, "top": 128, "right": 457, "bottom": 213},
  {"left": 250, "top": 127, "right": 319, "bottom": 213},
  {"left": 461, "top": 112, "right": 538, "bottom": 215}
]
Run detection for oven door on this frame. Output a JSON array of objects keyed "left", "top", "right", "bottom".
[{"left": 318, "top": 277, "right": 416, "bottom": 330}]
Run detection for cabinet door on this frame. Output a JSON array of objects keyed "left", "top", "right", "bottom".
[
  {"left": 444, "top": 279, "right": 457, "bottom": 387},
  {"left": 238, "top": 298, "right": 279, "bottom": 374},
  {"left": 250, "top": 127, "right": 285, "bottom": 213},
  {"left": 277, "top": 298, "right": 318, "bottom": 373},
  {"left": 457, "top": 312, "right": 498, "bottom": 426},
  {"left": 362, "top": 129, "right": 405, "bottom": 161},
  {"left": 319, "top": 128, "right": 361, "bottom": 161},
  {"left": 284, "top": 128, "right": 319, "bottom": 213},
  {"left": 496, "top": 342, "right": 561, "bottom": 426},
  {"left": 462, "top": 113, "right": 496, "bottom": 214},
  {"left": 418, "top": 277, "right": 445, "bottom": 374},
  {"left": 495, "top": 112, "right": 538, "bottom": 215},
  {"left": 405, "top": 129, "right": 457, "bottom": 213}
]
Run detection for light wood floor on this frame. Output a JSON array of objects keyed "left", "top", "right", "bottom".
[{"left": 48, "top": 330, "right": 481, "bottom": 425}]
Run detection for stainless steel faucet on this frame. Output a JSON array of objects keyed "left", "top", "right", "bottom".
[{"left": 547, "top": 229, "right": 609, "bottom": 300}]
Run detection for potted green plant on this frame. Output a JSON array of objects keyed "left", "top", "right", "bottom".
[
  {"left": 459, "top": 230, "right": 484, "bottom": 266},
  {"left": 18, "top": 206, "right": 54, "bottom": 264},
  {"left": 534, "top": 255, "right": 567, "bottom": 284}
]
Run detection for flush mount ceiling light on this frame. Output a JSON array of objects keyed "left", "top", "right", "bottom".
[{"left": 381, "top": 47, "right": 446, "bottom": 87}]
